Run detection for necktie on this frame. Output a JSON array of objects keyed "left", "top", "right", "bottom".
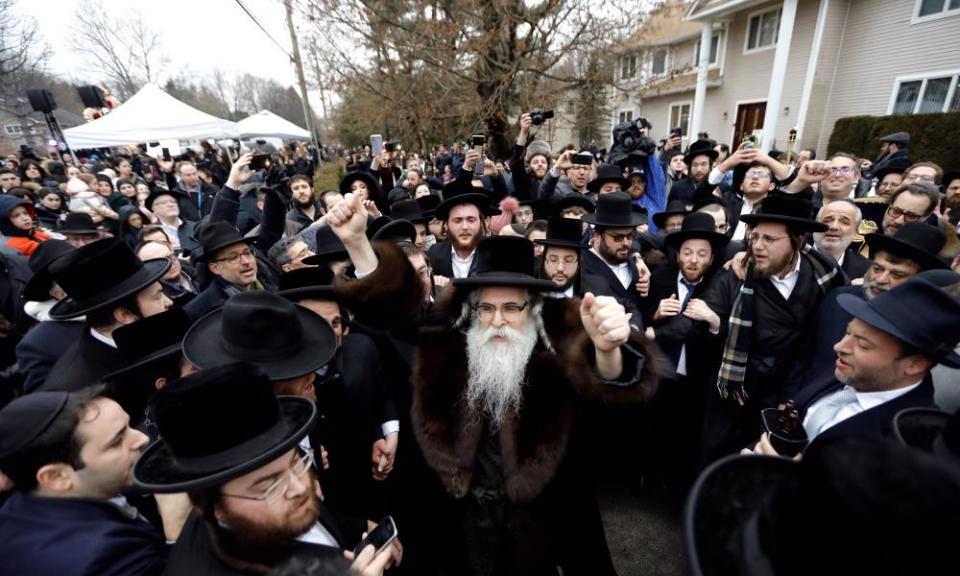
[
  {"left": 680, "top": 278, "right": 697, "bottom": 310},
  {"left": 803, "top": 386, "right": 858, "bottom": 439}
]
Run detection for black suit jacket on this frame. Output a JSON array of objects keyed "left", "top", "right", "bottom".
[
  {"left": 40, "top": 330, "right": 126, "bottom": 392},
  {"left": 581, "top": 249, "right": 643, "bottom": 330},
  {"left": 427, "top": 240, "right": 477, "bottom": 279},
  {"left": 840, "top": 249, "right": 871, "bottom": 280},
  {"left": 16, "top": 319, "right": 86, "bottom": 392}
]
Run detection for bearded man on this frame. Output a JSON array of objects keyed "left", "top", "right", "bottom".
[
  {"left": 286, "top": 174, "right": 323, "bottom": 233},
  {"left": 535, "top": 216, "right": 589, "bottom": 298},
  {"left": 427, "top": 179, "right": 494, "bottom": 279},
  {"left": 812, "top": 199, "right": 871, "bottom": 279},
  {"left": 321, "top": 195, "right": 667, "bottom": 576}
]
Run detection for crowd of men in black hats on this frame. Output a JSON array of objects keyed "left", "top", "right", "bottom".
[{"left": 0, "top": 116, "right": 958, "bottom": 576}]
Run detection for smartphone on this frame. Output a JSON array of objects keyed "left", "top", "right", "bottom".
[
  {"left": 353, "top": 516, "right": 398, "bottom": 557},
  {"left": 572, "top": 153, "right": 594, "bottom": 167},
  {"left": 671, "top": 126, "right": 682, "bottom": 139},
  {"left": 161, "top": 148, "right": 171, "bottom": 161},
  {"left": 742, "top": 134, "right": 758, "bottom": 149},
  {"left": 371, "top": 134, "right": 383, "bottom": 156},
  {"left": 249, "top": 153, "right": 272, "bottom": 171}
]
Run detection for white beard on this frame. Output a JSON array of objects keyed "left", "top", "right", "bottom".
[{"left": 465, "top": 321, "right": 538, "bottom": 429}]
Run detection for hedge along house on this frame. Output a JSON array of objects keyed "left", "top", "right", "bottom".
[{"left": 614, "top": 0, "right": 960, "bottom": 157}]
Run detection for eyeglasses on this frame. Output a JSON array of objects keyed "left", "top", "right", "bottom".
[
  {"left": 212, "top": 248, "right": 254, "bottom": 264},
  {"left": 152, "top": 199, "right": 177, "bottom": 207},
  {"left": 885, "top": 205, "right": 925, "bottom": 223},
  {"left": 829, "top": 166, "right": 855, "bottom": 176},
  {"left": 545, "top": 255, "right": 578, "bottom": 266},
  {"left": 745, "top": 170, "right": 772, "bottom": 179},
  {"left": 604, "top": 231, "right": 636, "bottom": 243},
  {"left": 472, "top": 301, "right": 528, "bottom": 322},
  {"left": 221, "top": 450, "right": 315, "bottom": 504},
  {"left": 748, "top": 232, "right": 789, "bottom": 246}
]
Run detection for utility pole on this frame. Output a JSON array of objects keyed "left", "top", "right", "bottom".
[{"left": 283, "top": 0, "right": 322, "bottom": 159}]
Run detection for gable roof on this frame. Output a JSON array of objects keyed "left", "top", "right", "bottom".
[{"left": 621, "top": 1, "right": 702, "bottom": 51}]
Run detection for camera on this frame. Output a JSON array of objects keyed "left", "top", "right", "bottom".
[
  {"left": 530, "top": 108, "right": 555, "bottom": 126},
  {"left": 608, "top": 118, "right": 657, "bottom": 167}
]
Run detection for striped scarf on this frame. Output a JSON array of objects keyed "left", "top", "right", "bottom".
[{"left": 716, "top": 245, "right": 840, "bottom": 404}]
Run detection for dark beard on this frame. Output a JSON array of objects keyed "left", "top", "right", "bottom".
[{"left": 295, "top": 198, "right": 315, "bottom": 210}]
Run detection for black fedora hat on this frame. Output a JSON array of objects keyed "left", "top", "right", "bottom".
[
  {"left": 133, "top": 363, "right": 317, "bottom": 493},
  {"left": 22, "top": 239, "right": 74, "bottom": 302},
  {"left": 416, "top": 194, "right": 441, "bottom": 218},
  {"left": 665, "top": 211, "right": 731, "bottom": 251},
  {"left": 57, "top": 212, "right": 100, "bottom": 236},
  {"left": 586, "top": 164, "right": 630, "bottom": 194},
  {"left": 0, "top": 391, "right": 70, "bottom": 459},
  {"left": 739, "top": 193, "right": 827, "bottom": 232},
  {"left": 389, "top": 199, "right": 431, "bottom": 224},
  {"left": 193, "top": 222, "right": 256, "bottom": 263},
  {"left": 865, "top": 222, "right": 947, "bottom": 271},
  {"left": 301, "top": 225, "right": 349, "bottom": 266},
  {"left": 277, "top": 266, "right": 338, "bottom": 302},
  {"left": 144, "top": 188, "right": 185, "bottom": 212},
  {"left": 435, "top": 179, "right": 496, "bottom": 221},
  {"left": 838, "top": 277, "right": 960, "bottom": 368},
  {"left": 534, "top": 216, "right": 589, "bottom": 250},
  {"left": 48, "top": 239, "right": 171, "bottom": 320},
  {"left": 452, "top": 236, "right": 556, "bottom": 292},
  {"left": 942, "top": 170, "right": 960, "bottom": 188},
  {"left": 581, "top": 191, "right": 645, "bottom": 228},
  {"left": 683, "top": 139, "right": 719, "bottom": 166},
  {"left": 366, "top": 215, "right": 416, "bottom": 243},
  {"left": 554, "top": 194, "right": 596, "bottom": 216},
  {"left": 893, "top": 407, "right": 960, "bottom": 463},
  {"left": 183, "top": 291, "right": 337, "bottom": 380},
  {"left": 652, "top": 199, "right": 692, "bottom": 229},
  {"left": 339, "top": 170, "right": 381, "bottom": 197}
]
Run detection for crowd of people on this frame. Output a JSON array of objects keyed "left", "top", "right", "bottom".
[{"left": 0, "top": 111, "right": 958, "bottom": 576}]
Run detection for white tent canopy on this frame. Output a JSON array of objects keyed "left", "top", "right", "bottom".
[
  {"left": 63, "top": 83, "right": 239, "bottom": 148},
  {"left": 237, "top": 110, "right": 311, "bottom": 140}
]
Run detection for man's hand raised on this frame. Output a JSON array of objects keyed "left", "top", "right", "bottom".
[
  {"left": 580, "top": 293, "right": 631, "bottom": 353},
  {"left": 326, "top": 192, "right": 369, "bottom": 245}
]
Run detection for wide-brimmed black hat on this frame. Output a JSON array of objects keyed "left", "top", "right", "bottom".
[
  {"left": 534, "top": 216, "right": 589, "bottom": 250},
  {"left": 879, "top": 131, "right": 910, "bottom": 146},
  {"left": 739, "top": 194, "right": 827, "bottom": 232},
  {"left": 57, "top": 212, "right": 100, "bottom": 236},
  {"left": 684, "top": 139, "right": 719, "bottom": 166},
  {"left": 183, "top": 291, "right": 337, "bottom": 380},
  {"left": 302, "top": 226, "right": 349, "bottom": 266},
  {"left": 389, "top": 199, "right": 431, "bottom": 224},
  {"left": 652, "top": 200, "right": 692, "bottom": 229},
  {"left": 192, "top": 222, "right": 256, "bottom": 263},
  {"left": 416, "top": 194, "right": 441, "bottom": 218},
  {"left": 838, "top": 277, "right": 960, "bottom": 368},
  {"left": 942, "top": 170, "right": 960, "bottom": 188},
  {"left": 581, "top": 191, "right": 645, "bottom": 228},
  {"left": 865, "top": 222, "right": 947, "bottom": 271},
  {"left": 133, "top": 363, "right": 317, "bottom": 493},
  {"left": 339, "top": 170, "right": 381, "bottom": 198},
  {"left": 144, "top": 188, "right": 186, "bottom": 212},
  {"left": 684, "top": 436, "right": 960, "bottom": 576},
  {"left": 277, "top": 266, "right": 338, "bottom": 302},
  {"left": 367, "top": 215, "right": 416, "bottom": 243},
  {"left": 554, "top": 194, "right": 596, "bottom": 216},
  {"left": 22, "top": 239, "right": 74, "bottom": 302},
  {"left": 48, "top": 239, "right": 170, "bottom": 320},
  {"left": 665, "top": 212, "right": 731, "bottom": 251},
  {"left": 587, "top": 164, "right": 630, "bottom": 194},
  {"left": 436, "top": 180, "right": 495, "bottom": 221},
  {"left": 0, "top": 391, "right": 70, "bottom": 459},
  {"left": 893, "top": 407, "right": 960, "bottom": 463},
  {"left": 101, "top": 308, "right": 192, "bottom": 422},
  {"left": 452, "top": 236, "right": 556, "bottom": 292}
]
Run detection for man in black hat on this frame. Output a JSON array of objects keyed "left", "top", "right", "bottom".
[
  {"left": 666, "top": 139, "right": 718, "bottom": 208},
  {"left": 652, "top": 200, "right": 691, "bottom": 233},
  {"left": 806, "top": 222, "right": 947, "bottom": 383},
  {"left": 426, "top": 177, "right": 493, "bottom": 280},
  {"left": 389, "top": 199, "right": 431, "bottom": 249},
  {"left": 0, "top": 388, "right": 185, "bottom": 575},
  {"left": 535, "top": 216, "right": 590, "bottom": 298},
  {"left": 135, "top": 364, "right": 399, "bottom": 574},
  {"left": 586, "top": 164, "right": 630, "bottom": 198},
  {"left": 57, "top": 212, "right": 101, "bottom": 248},
  {"left": 40, "top": 239, "right": 173, "bottom": 392},
  {"left": 697, "top": 195, "right": 846, "bottom": 459},
  {"left": 581, "top": 191, "right": 649, "bottom": 328}
]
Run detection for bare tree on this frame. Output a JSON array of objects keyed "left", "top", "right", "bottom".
[
  {"left": 0, "top": 0, "right": 51, "bottom": 94},
  {"left": 68, "top": 0, "right": 164, "bottom": 99}
]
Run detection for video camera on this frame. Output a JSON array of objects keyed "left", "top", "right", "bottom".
[
  {"left": 608, "top": 117, "right": 657, "bottom": 167},
  {"left": 529, "top": 108, "right": 555, "bottom": 126}
]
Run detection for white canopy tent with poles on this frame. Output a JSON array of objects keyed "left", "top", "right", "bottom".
[
  {"left": 63, "top": 83, "right": 239, "bottom": 149},
  {"left": 237, "top": 110, "right": 312, "bottom": 140}
]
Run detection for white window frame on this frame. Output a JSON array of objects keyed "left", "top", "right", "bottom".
[
  {"left": 695, "top": 31, "right": 723, "bottom": 68},
  {"left": 667, "top": 101, "right": 693, "bottom": 140},
  {"left": 912, "top": 0, "right": 960, "bottom": 24},
  {"left": 651, "top": 48, "right": 669, "bottom": 77},
  {"left": 618, "top": 110, "right": 634, "bottom": 124},
  {"left": 743, "top": 5, "right": 782, "bottom": 54},
  {"left": 3, "top": 124, "right": 23, "bottom": 136},
  {"left": 621, "top": 54, "right": 637, "bottom": 80},
  {"left": 886, "top": 69, "right": 960, "bottom": 115}
]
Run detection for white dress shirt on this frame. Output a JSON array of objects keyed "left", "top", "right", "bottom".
[
  {"left": 675, "top": 273, "right": 701, "bottom": 376},
  {"left": 451, "top": 246, "right": 475, "bottom": 279},
  {"left": 89, "top": 328, "right": 117, "bottom": 348},
  {"left": 591, "top": 249, "right": 631, "bottom": 289},
  {"left": 802, "top": 380, "right": 923, "bottom": 440},
  {"left": 768, "top": 252, "right": 801, "bottom": 301}
]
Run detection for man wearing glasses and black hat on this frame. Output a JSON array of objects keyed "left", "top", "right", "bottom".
[{"left": 183, "top": 222, "right": 265, "bottom": 321}]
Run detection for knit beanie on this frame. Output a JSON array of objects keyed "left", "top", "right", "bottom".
[{"left": 524, "top": 140, "right": 552, "bottom": 164}]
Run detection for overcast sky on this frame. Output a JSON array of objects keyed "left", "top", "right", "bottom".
[{"left": 19, "top": 0, "right": 321, "bottom": 109}]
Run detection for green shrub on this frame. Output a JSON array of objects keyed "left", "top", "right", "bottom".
[
  {"left": 828, "top": 112, "right": 960, "bottom": 170},
  {"left": 314, "top": 161, "right": 344, "bottom": 193}
]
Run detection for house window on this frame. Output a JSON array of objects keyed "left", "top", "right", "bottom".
[
  {"left": 746, "top": 7, "right": 781, "bottom": 52},
  {"left": 891, "top": 72, "right": 960, "bottom": 114},
  {"left": 3, "top": 125, "right": 22, "bottom": 136},
  {"left": 668, "top": 102, "right": 691, "bottom": 136},
  {"left": 695, "top": 32, "right": 721, "bottom": 65},
  {"left": 618, "top": 110, "right": 634, "bottom": 124},
  {"left": 652, "top": 50, "right": 667, "bottom": 75},
  {"left": 621, "top": 55, "right": 637, "bottom": 80},
  {"left": 915, "top": 0, "right": 960, "bottom": 19}
]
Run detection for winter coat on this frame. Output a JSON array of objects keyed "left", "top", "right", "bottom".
[{"left": 0, "top": 195, "right": 49, "bottom": 256}]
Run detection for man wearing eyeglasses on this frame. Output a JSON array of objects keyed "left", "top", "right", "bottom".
[{"left": 880, "top": 182, "right": 940, "bottom": 237}]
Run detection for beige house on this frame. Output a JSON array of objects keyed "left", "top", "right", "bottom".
[{"left": 613, "top": 0, "right": 960, "bottom": 156}]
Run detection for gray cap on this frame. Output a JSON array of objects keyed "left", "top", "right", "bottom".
[{"left": 879, "top": 131, "right": 910, "bottom": 146}]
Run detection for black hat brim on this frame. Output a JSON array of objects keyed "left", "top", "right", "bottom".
[
  {"left": 581, "top": 212, "right": 646, "bottom": 227},
  {"left": 865, "top": 233, "right": 948, "bottom": 272},
  {"left": 652, "top": 210, "right": 690, "bottom": 229},
  {"left": 739, "top": 213, "right": 828, "bottom": 233},
  {"left": 838, "top": 293, "right": 960, "bottom": 368},
  {"left": 49, "top": 258, "right": 171, "bottom": 320},
  {"left": 534, "top": 239, "right": 590, "bottom": 250},
  {"left": 339, "top": 172, "right": 381, "bottom": 197},
  {"left": 277, "top": 285, "right": 339, "bottom": 302},
  {"left": 435, "top": 193, "right": 492, "bottom": 221},
  {"left": 684, "top": 149, "right": 719, "bottom": 166},
  {"left": 452, "top": 272, "right": 557, "bottom": 292},
  {"left": 301, "top": 250, "right": 349, "bottom": 266},
  {"left": 554, "top": 196, "right": 596, "bottom": 214},
  {"left": 103, "top": 343, "right": 182, "bottom": 384},
  {"left": 57, "top": 226, "right": 100, "bottom": 236},
  {"left": 586, "top": 176, "right": 631, "bottom": 194},
  {"left": 193, "top": 237, "right": 257, "bottom": 263},
  {"left": 182, "top": 305, "right": 338, "bottom": 380},
  {"left": 134, "top": 396, "right": 316, "bottom": 493},
  {"left": 665, "top": 229, "right": 731, "bottom": 251},
  {"left": 371, "top": 219, "right": 417, "bottom": 243}
]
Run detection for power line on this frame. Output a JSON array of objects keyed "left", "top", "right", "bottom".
[{"left": 232, "top": 0, "right": 293, "bottom": 61}]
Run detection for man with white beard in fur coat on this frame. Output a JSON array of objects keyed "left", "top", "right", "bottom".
[{"left": 324, "top": 194, "right": 670, "bottom": 576}]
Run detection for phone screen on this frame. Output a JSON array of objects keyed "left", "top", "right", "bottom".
[
  {"left": 162, "top": 148, "right": 170, "bottom": 161},
  {"left": 572, "top": 153, "right": 594, "bottom": 167},
  {"left": 354, "top": 516, "right": 397, "bottom": 557},
  {"left": 371, "top": 134, "right": 383, "bottom": 156}
]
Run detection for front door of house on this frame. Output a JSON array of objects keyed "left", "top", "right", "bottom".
[{"left": 733, "top": 101, "right": 766, "bottom": 147}]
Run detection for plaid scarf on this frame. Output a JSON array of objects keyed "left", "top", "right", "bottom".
[{"left": 717, "top": 245, "right": 840, "bottom": 405}]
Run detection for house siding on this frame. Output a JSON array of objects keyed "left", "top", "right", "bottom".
[{"left": 801, "top": 0, "right": 851, "bottom": 156}]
